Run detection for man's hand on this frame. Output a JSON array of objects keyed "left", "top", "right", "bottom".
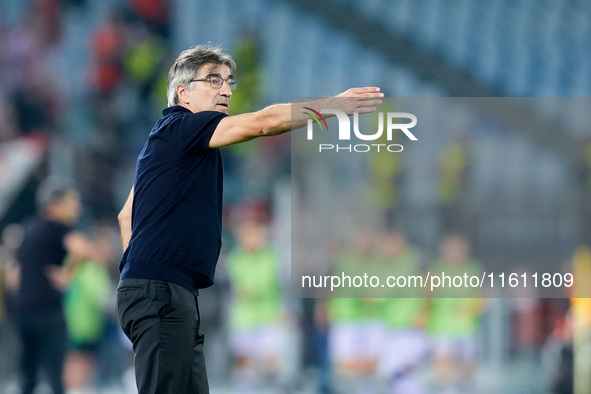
[
  {"left": 45, "top": 265, "right": 71, "bottom": 292},
  {"left": 292, "top": 86, "right": 384, "bottom": 130},
  {"left": 331, "top": 87, "right": 384, "bottom": 115},
  {"left": 4, "top": 263, "right": 20, "bottom": 294}
]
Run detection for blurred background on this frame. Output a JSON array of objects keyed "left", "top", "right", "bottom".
[{"left": 0, "top": 0, "right": 590, "bottom": 393}]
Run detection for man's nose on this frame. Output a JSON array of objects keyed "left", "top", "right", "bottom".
[{"left": 220, "top": 81, "right": 232, "bottom": 97}]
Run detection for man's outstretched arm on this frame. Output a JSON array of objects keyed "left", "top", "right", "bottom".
[{"left": 209, "top": 87, "right": 383, "bottom": 148}]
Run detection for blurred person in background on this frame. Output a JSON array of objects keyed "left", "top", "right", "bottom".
[
  {"left": 116, "top": 43, "right": 382, "bottom": 394},
  {"left": 0, "top": 223, "right": 24, "bottom": 386},
  {"left": 427, "top": 233, "right": 486, "bottom": 394},
  {"left": 13, "top": 178, "right": 97, "bottom": 394},
  {"left": 436, "top": 134, "right": 470, "bottom": 233},
  {"left": 376, "top": 230, "right": 428, "bottom": 394},
  {"left": 63, "top": 224, "right": 117, "bottom": 392},
  {"left": 541, "top": 308, "right": 573, "bottom": 394},
  {"left": 226, "top": 217, "right": 286, "bottom": 391},
  {"left": 1, "top": 224, "right": 24, "bottom": 320},
  {"left": 327, "top": 226, "right": 382, "bottom": 392}
]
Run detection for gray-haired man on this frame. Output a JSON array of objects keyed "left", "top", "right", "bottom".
[{"left": 116, "top": 44, "right": 383, "bottom": 393}]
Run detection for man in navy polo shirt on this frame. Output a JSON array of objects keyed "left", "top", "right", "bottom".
[{"left": 116, "top": 43, "right": 383, "bottom": 393}]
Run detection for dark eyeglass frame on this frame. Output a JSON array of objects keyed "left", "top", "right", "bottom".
[{"left": 191, "top": 76, "right": 238, "bottom": 91}]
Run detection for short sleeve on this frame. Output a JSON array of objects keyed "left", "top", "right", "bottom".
[{"left": 173, "top": 111, "right": 227, "bottom": 154}]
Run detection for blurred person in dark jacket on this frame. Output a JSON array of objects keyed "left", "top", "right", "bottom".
[{"left": 14, "top": 178, "right": 96, "bottom": 394}]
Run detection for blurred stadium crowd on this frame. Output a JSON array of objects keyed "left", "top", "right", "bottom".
[{"left": 1, "top": 0, "right": 591, "bottom": 393}]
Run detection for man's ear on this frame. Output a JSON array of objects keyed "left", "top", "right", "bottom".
[{"left": 176, "top": 84, "right": 187, "bottom": 104}]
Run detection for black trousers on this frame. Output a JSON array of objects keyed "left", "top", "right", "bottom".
[
  {"left": 16, "top": 308, "right": 67, "bottom": 394},
  {"left": 116, "top": 278, "right": 209, "bottom": 393}
]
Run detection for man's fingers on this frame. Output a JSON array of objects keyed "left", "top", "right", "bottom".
[
  {"left": 349, "top": 87, "right": 382, "bottom": 95},
  {"left": 337, "top": 87, "right": 384, "bottom": 98},
  {"left": 356, "top": 99, "right": 383, "bottom": 108},
  {"left": 356, "top": 91, "right": 384, "bottom": 98},
  {"left": 347, "top": 98, "right": 383, "bottom": 114},
  {"left": 330, "top": 87, "right": 385, "bottom": 115}
]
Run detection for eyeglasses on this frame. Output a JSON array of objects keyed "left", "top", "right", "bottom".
[{"left": 191, "top": 76, "right": 238, "bottom": 91}]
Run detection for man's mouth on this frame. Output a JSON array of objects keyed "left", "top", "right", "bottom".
[{"left": 217, "top": 102, "right": 229, "bottom": 108}]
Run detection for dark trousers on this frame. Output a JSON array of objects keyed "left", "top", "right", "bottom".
[
  {"left": 16, "top": 308, "right": 67, "bottom": 394},
  {"left": 116, "top": 278, "right": 209, "bottom": 393}
]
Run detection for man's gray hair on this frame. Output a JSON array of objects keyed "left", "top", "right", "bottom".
[
  {"left": 166, "top": 44, "right": 236, "bottom": 107},
  {"left": 36, "top": 177, "right": 76, "bottom": 211}
]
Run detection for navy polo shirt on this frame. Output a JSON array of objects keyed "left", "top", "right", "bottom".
[{"left": 119, "top": 106, "right": 227, "bottom": 295}]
